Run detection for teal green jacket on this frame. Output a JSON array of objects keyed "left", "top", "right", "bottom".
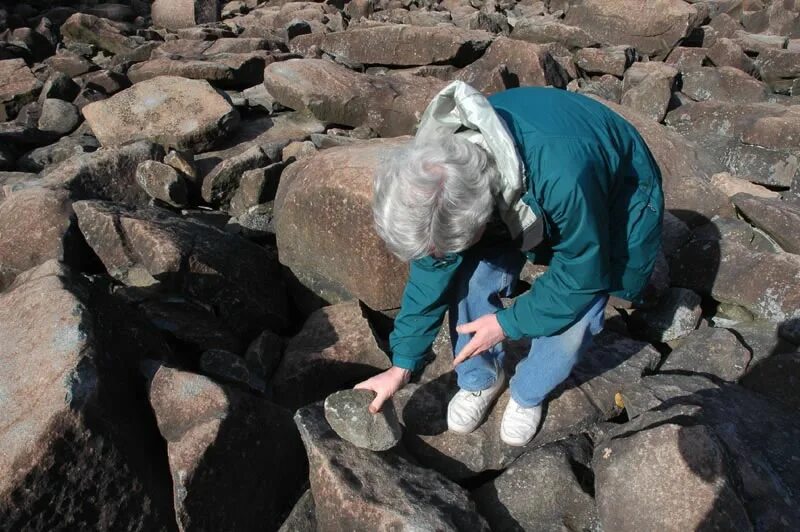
[{"left": 390, "top": 87, "right": 664, "bottom": 372}]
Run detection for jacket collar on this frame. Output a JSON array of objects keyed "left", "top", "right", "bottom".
[{"left": 415, "top": 81, "right": 542, "bottom": 250}]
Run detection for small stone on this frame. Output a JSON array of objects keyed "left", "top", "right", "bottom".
[
  {"left": 245, "top": 329, "right": 284, "bottom": 382},
  {"left": 324, "top": 389, "right": 402, "bottom": 451},
  {"left": 711, "top": 172, "right": 781, "bottom": 199},
  {"left": 135, "top": 160, "right": 188, "bottom": 207},
  {"left": 282, "top": 140, "right": 316, "bottom": 162},
  {"left": 628, "top": 287, "right": 702, "bottom": 343}
]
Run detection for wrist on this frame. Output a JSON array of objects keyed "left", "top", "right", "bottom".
[{"left": 390, "top": 365, "right": 412, "bottom": 383}]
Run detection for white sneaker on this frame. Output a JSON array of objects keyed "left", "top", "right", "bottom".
[
  {"left": 447, "top": 369, "right": 505, "bottom": 434},
  {"left": 500, "top": 396, "right": 542, "bottom": 446}
]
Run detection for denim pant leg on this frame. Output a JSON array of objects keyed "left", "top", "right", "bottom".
[
  {"left": 509, "top": 294, "right": 609, "bottom": 407},
  {"left": 449, "top": 248, "right": 525, "bottom": 392}
]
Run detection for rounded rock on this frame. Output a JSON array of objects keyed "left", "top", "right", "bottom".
[{"left": 324, "top": 389, "right": 402, "bottom": 451}]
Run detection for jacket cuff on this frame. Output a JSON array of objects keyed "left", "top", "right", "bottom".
[
  {"left": 496, "top": 307, "right": 524, "bottom": 341},
  {"left": 392, "top": 354, "right": 427, "bottom": 373}
]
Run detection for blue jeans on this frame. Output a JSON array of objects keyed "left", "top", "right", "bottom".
[{"left": 448, "top": 247, "right": 608, "bottom": 407}]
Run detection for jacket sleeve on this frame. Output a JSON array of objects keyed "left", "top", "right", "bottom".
[
  {"left": 495, "top": 158, "right": 611, "bottom": 340},
  {"left": 390, "top": 254, "right": 462, "bottom": 372}
]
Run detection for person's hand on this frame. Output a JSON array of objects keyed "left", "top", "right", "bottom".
[
  {"left": 354, "top": 366, "right": 411, "bottom": 413},
  {"left": 453, "top": 313, "right": 506, "bottom": 367}
]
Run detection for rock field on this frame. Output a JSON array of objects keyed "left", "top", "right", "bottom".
[{"left": 0, "top": 0, "right": 799, "bottom": 530}]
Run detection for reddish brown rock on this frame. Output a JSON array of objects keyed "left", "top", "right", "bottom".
[
  {"left": 510, "top": 17, "right": 598, "bottom": 50},
  {"left": 731, "top": 193, "right": 800, "bottom": 254},
  {"left": 60, "top": 13, "right": 154, "bottom": 60},
  {"left": 0, "top": 187, "right": 85, "bottom": 291},
  {"left": 0, "top": 260, "right": 174, "bottom": 529},
  {"left": 263, "top": 58, "right": 446, "bottom": 137},
  {"left": 151, "top": 0, "right": 220, "bottom": 30},
  {"left": 73, "top": 200, "right": 288, "bottom": 338},
  {"left": 275, "top": 137, "right": 409, "bottom": 308},
  {"left": 82, "top": 76, "right": 239, "bottom": 151},
  {"left": 621, "top": 62, "right": 678, "bottom": 123},
  {"left": 127, "top": 53, "right": 270, "bottom": 90},
  {"left": 670, "top": 237, "right": 800, "bottom": 322},
  {"left": 394, "top": 331, "right": 660, "bottom": 480},
  {"left": 314, "top": 24, "right": 492, "bottom": 67},
  {"left": 455, "top": 36, "right": 566, "bottom": 93},
  {"left": 0, "top": 59, "right": 42, "bottom": 121},
  {"left": 681, "top": 66, "right": 769, "bottom": 103},
  {"left": 271, "top": 301, "right": 391, "bottom": 411},
  {"left": 574, "top": 46, "right": 636, "bottom": 77},
  {"left": 294, "top": 401, "right": 490, "bottom": 531},
  {"left": 565, "top": 0, "right": 702, "bottom": 59},
  {"left": 148, "top": 365, "right": 305, "bottom": 531}
]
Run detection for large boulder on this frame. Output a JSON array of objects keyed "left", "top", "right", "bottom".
[
  {"left": 263, "top": 59, "right": 447, "bottom": 137},
  {"left": 147, "top": 365, "right": 305, "bottom": 532},
  {"left": 73, "top": 200, "right": 288, "bottom": 338},
  {"left": 455, "top": 36, "right": 566, "bottom": 93},
  {"left": 40, "top": 141, "right": 165, "bottom": 207},
  {"left": 127, "top": 54, "right": 270, "bottom": 90},
  {"left": 510, "top": 18, "right": 598, "bottom": 50},
  {"left": 294, "top": 401, "right": 491, "bottom": 531},
  {"left": 681, "top": 66, "right": 770, "bottom": 104},
  {"left": 394, "top": 330, "right": 660, "bottom": 480},
  {"left": 660, "top": 327, "right": 751, "bottom": 382},
  {"left": 665, "top": 101, "right": 799, "bottom": 187},
  {"left": 275, "top": 137, "right": 409, "bottom": 309},
  {"left": 0, "top": 186, "right": 86, "bottom": 291},
  {"left": 564, "top": 0, "right": 702, "bottom": 59},
  {"left": 605, "top": 373, "right": 800, "bottom": 531},
  {"left": 151, "top": 0, "right": 220, "bottom": 31},
  {"left": 472, "top": 436, "right": 600, "bottom": 531},
  {"left": 82, "top": 76, "right": 239, "bottom": 151},
  {"left": 670, "top": 235, "right": 800, "bottom": 323},
  {"left": 60, "top": 13, "right": 154, "bottom": 60},
  {"left": 0, "top": 58, "right": 41, "bottom": 121},
  {"left": 271, "top": 301, "right": 391, "bottom": 411},
  {"left": 309, "top": 24, "right": 492, "bottom": 67},
  {"left": 0, "top": 261, "right": 174, "bottom": 529}
]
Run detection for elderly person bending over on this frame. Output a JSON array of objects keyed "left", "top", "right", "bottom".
[{"left": 356, "top": 82, "right": 663, "bottom": 446}]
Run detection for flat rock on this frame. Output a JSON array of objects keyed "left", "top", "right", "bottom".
[
  {"left": 148, "top": 364, "right": 304, "bottom": 531},
  {"left": 621, "top": 62, "right": 678, "bottom": 123},
  {"left": 0, "top": 58, "right": 41, "bottom": 121},
  {"left": 201, "top": 144, "right": 272, "bottom": 206},
  {"left": 681, "top": 66, "right": 770, "bottom": 103},
  {"left": 0, "top": 261, "right": 174, "bottom": 529},
  {"left": 628, "top": 287, "right": 702, "bottom": 343},
  {"left": 127, "top": 53, "right": 270, "bottom": 90},
  {"left": 661, "top": 327, "right": 751, "bottom": 381},
  {"left": 394, "top": 330, "right": 660, "bottom": 480},
  {"left": 510, "top": 17, "right": 598, "bottom": 50},
  {"left": 755, "top": 47, "right": 800, "bottom": 93},
  {"left": 313, "top": 24, "right": 492, "bottom": 67},
  {"left": 710, "top": 172, "right": 781, "bottom": 199},
  {"left": 731, "top": 193, "right": 800, "bottom": 254},
  {"left": 152, "top": 0, "right": 221, "bottom": 31},
  {"left": 82, "top": 76, "right": 240, "bottom": 151},
  {"left": 324, "top": 389, "right": 402, "bottom": 451},
  {"left": 263, "top": 58, "right": 447, "bottom": 137},
  {"left": 275, "top": 137, "right": 409, "bottom": 309},
  {"left": 271, "top": 301, "right": 391, "bottom": 411},
  {"left": 73, "top": 200, "right": 288, "bottom": 338},
  {"left": 277, "top": 490, "right": 316, "bottom": 532},
  {"left": 609, "top": 373, "right": 800, "bottom": 530},
  {"left": 472, "top": 436, "right": 600, "bottom": 532},
  {"left": 565, "top": 0, "right": 702, "bottom": 59},
  {"left": 294, "top": 401, "right": 491, "bottom": 531}
]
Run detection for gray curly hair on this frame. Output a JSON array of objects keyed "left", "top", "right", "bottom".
[{"left": 372, "top": 134, "right": 498, "bottom": 261}]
